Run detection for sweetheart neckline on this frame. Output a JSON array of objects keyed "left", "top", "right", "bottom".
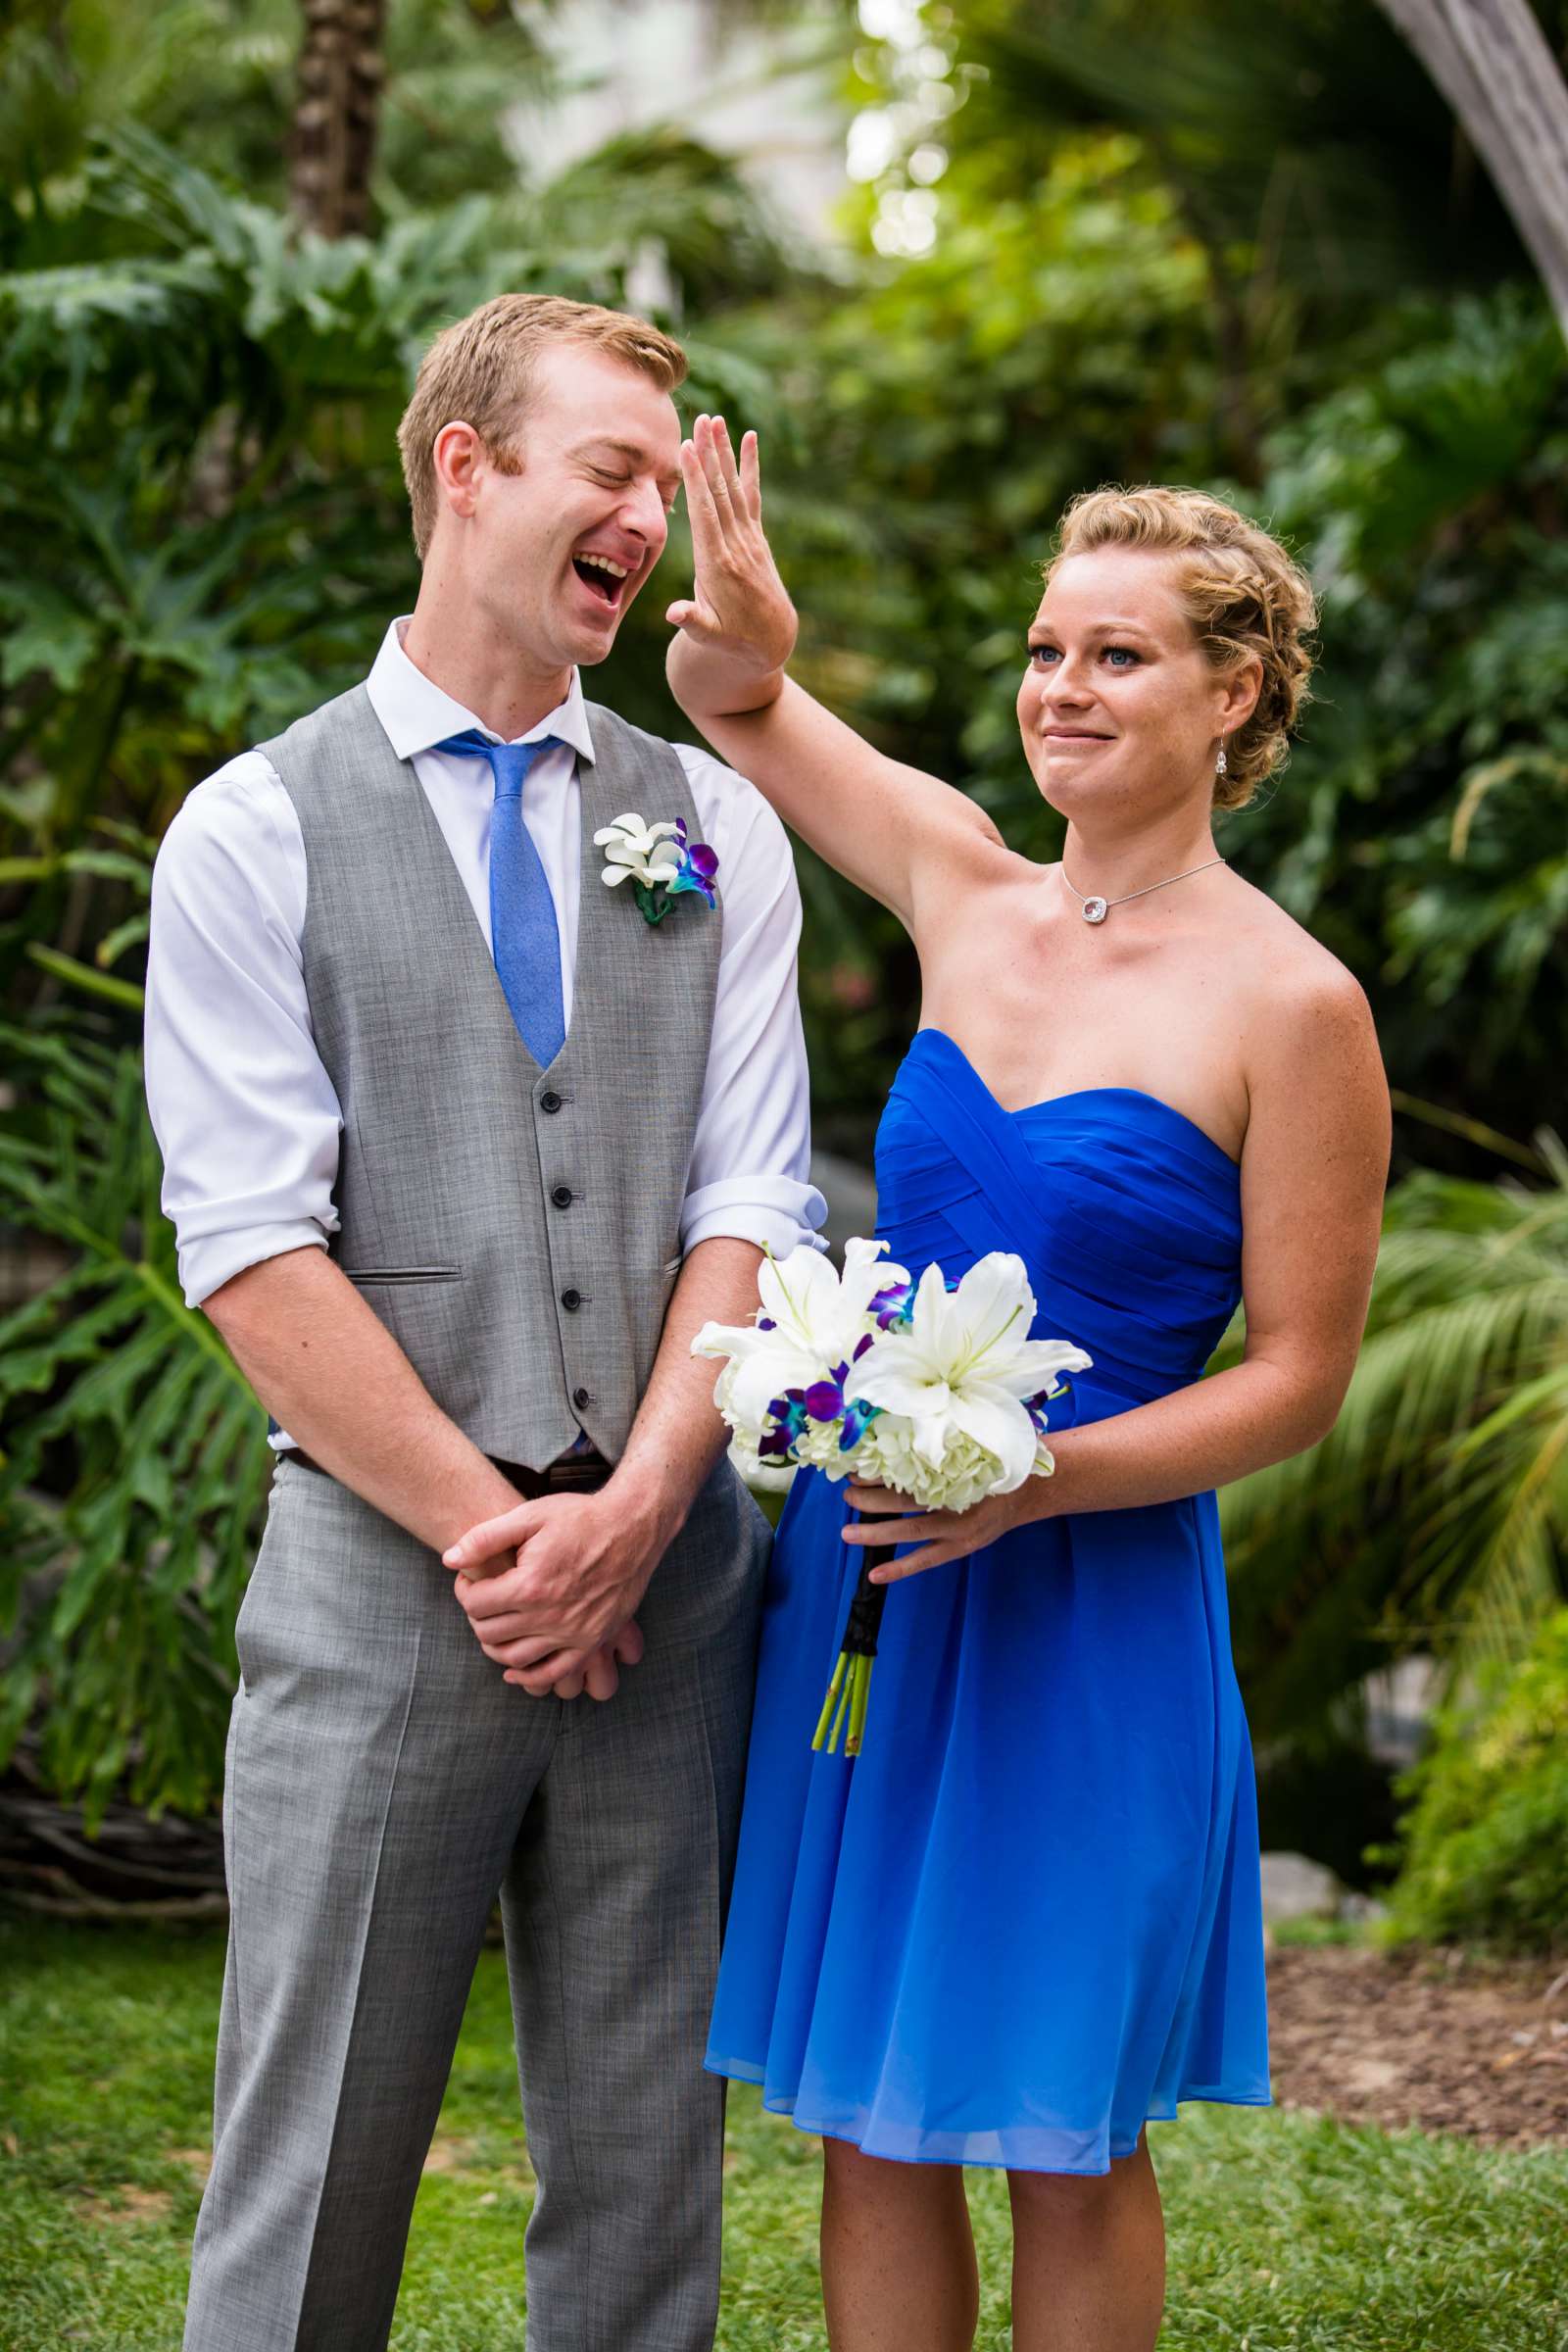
[{"left": 912, "top": 1027, "right": 1243, "bottom": 1173}]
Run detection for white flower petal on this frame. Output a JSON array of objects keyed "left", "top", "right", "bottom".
[
  {"left": 757, "top": 1247, "right": 843, "bottom": 1342},
  {"left": 845, "top": 1350, "right": 937, "bottom": 1417},
  {"left": 728, "top": 1347, "right": 821, "bottom": 1427},
  {"left": 946, "top": 1389, "right": 1036, "bottom": 1491},
  {"left": 949, "top": 1251, "right": 1037, "bottom": 1373},
  {"left": 838, "top": 1235, "right": 909, "bottom": 1321},
  {"left": 921, "top": 1257, "right": 975, "bottom": 1357},
  {"left": 909, "top": 1398, "right": 958, "bottom": 1464},
  {"left": 691, "top": 1317, "right": 765, "bottom": 1362},
  {"left": 1009, "top": 1337, "right": 1094, "bottom": 1394}
]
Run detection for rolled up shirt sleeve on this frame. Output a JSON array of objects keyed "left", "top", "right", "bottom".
[
  {"left": 676, "top": 747, "right": 827, "bottom": 1260},
  {"left": 144, "top": 754, "right": 343, "bottom": 1308}
]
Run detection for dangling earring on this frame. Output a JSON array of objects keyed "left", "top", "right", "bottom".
[{"left": 1215, "top": 736, "right": 1228, "bottom": 779}]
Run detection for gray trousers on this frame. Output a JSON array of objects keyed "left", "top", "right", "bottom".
[{"left": 184, "top": 1456, "right": 767, "bottom": 2352}]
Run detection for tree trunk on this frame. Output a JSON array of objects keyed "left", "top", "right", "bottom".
[
  {"left": 289, "top": 0, "right": 388, "bottom": 239},
  {"left": 1373, "top": 0, "right": 1568, "bottom": 340}
]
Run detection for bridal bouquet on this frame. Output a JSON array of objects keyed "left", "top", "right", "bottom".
[{"left": 693, "top": 1240, "right": 1090, "bottom": 1755}]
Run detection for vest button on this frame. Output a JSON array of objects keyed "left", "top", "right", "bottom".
[
  {"left": 561, "top": 1287, "right": 582, "bottom": 1311},
  {"left": 572, "top": 1386, "right": 592, "bottom": 1410},
  {"left": 551, "top": 1185, "right": 573, "bottom": 1209},
  {"left": 540, "top": 1091, "right": 563, "bottom": 1114}
]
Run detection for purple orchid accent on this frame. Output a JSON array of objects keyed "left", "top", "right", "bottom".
[
  {"left": 1024, "top": 1378, "right": 1070, "bottom": 1437},
  {"left": 839, "top": 1396, "right": 882, "bottom": 1448},
  {"left": 760, "top": 1386, "right": 811, "bottom": 1463},
  {"left": 757, "top": 1316, "right": 777, "bottom": 1332},
  {"left": 868, "top": 1279, "right": 915, "bottom": 1329},
  {"left": 803, "top": 1357, "right": 861, "bottom": 1423},
  {"left": 765, "top": 1389, "right": 811, "bottom": 1452},
  {"left": 666, "top": 837, "right": 720, "bottom": 909}
]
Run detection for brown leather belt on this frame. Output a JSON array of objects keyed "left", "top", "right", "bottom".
[{"left": 283, "top": 1447, "right": 612, "bottom": 1498}]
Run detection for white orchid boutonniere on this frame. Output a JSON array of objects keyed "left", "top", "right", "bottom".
[{"left": 595, "top": 811, "right": 719, "bottom": 927}]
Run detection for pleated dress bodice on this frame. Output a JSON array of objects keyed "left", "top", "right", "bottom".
[{"left": 877, "top": 1025, "right": 1243, "bottom": 1414}]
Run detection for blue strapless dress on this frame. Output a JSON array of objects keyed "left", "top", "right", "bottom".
[{"left": 707, "top": 1027, "right": 1270, "bottom": 2175}]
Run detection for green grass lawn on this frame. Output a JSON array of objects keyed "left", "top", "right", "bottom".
[{"left": 3, "top": 1917, "right": 1565, "bottom": 2350}]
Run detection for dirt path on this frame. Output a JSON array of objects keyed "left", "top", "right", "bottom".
[{"left": 1265, "top": 1943, "right": 1568, "bottom": 2149}]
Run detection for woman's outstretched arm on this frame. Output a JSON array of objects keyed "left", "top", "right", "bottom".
[{"left": 665, "top": 414, "right": 1002, "bottom": 926}]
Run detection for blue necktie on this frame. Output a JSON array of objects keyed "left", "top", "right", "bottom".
[{"left": 435, "top": 728, "right": 566, "bottom": 1069}]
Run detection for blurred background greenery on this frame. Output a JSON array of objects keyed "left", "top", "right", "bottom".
[{"left": 2, "top": 0, "right": 1566, "bottom": 1952}]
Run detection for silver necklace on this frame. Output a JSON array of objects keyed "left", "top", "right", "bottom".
[{"left": 1059, "top": 856, "right": 1226, "bottom": 926}]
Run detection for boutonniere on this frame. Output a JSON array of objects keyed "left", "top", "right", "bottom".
[{"left": 595, "top": 812, "right": 719, "bottom": 927}]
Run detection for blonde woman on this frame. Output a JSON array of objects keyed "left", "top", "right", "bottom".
[{"left": 667, "top": 421, "right": 1390, "bottom": 2352}]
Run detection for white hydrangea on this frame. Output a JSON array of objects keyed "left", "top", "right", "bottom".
[{"left": 854, "top": 1418, "right": 1009, "bottom": 1515}]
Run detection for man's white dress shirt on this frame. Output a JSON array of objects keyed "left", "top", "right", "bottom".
[{"left": 145, "top": 620, "right": 825, "bottom": 1317}]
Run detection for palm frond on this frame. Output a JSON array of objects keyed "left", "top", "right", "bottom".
[
  {"left": 0, "top": 1019, "right": 270, "bottom": 1824},
  {"left": 1223, "top": 1155, "right": 1568, "bottom": 1738}
]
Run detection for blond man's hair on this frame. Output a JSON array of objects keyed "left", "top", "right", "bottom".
[
  {"left": 396, "top": 294, "right": 688, "bottom": 560},
  {"left": 1046, "top": 486, "right": 1318, "bottom": 809}
]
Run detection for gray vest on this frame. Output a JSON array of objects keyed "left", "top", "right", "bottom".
[{"left": 261, "top": 683, "right": 722, "bottom": 1469}]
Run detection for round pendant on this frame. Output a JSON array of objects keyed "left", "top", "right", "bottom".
[{"left": 1081, "top": 896, "right": 1108, "bottom": 925}]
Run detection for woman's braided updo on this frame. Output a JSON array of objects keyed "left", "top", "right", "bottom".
[{"left": 1046, "top": 487, "right": 1318, "bottom": 809}]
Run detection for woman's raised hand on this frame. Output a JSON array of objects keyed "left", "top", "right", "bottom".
[
  {"left": 664, "top": 413, "right": 1002, "bottom": 921},
  {"left": 665, "top": 414, "right": 798, "bottom": 710}
]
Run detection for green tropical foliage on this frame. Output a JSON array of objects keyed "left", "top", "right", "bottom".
[
  {"left": 1244, "top": 292, "right": 1568, "bottom": 1136},
  {"left": 1383, "top": 1608, "right": 1568, "bottom": 1953},
  {"left": 1221, "top": 1146, "right": 1568, "bottom": 1744},
  {"left": 1, "top": 0, "right": 553, "bottom": 215},
  {"left": 0, "top": 1014, "right": 272, "bottom": 1824},
  {"left": 954, "top": 0, "right": 1530, "bottom": 449}
]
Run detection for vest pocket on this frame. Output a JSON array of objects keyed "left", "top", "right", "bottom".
[{"left": 343, "top": 1266, "right": 462, "bottom": 1285}]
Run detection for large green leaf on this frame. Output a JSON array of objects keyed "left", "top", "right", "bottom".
[{"left": 0, "top": 1019, "right": 270, "bottom": 1824}]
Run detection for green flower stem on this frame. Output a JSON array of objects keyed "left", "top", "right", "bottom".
[
  {"left": 846, "top": 1653, "right": 873, "bottom": 1755},
  {"left": 811, "top": 1651, "right": 849, "bottom": 1751},
  {"left": 812, "top": 1649, "right": 876, "bottom": 1756},
  {"left": 826, "top": 1666, "right": 855, "bottom": 1753}
]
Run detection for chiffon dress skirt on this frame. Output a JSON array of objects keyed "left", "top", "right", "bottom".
[{"left": 707, "top": 1026, "right": 1271, "bottom": 2175}]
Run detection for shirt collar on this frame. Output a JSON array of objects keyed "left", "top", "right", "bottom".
[{"left": 365, "top": 618, "right": 598, "bottom": 765}]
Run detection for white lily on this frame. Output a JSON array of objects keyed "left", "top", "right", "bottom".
[
  {"left": 594, "top": 810, "right": 684, "bottom": 888},
  {"left": 846, "top": 1252, "right": 1091, "bottom": 1505},
  {"left": 692, "top": 1237, "right": 910, "bottom": 1435}
]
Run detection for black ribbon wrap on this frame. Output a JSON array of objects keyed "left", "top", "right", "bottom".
[{"left": 812, "top": 1506, "right": 889, "bottom": 1756}]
